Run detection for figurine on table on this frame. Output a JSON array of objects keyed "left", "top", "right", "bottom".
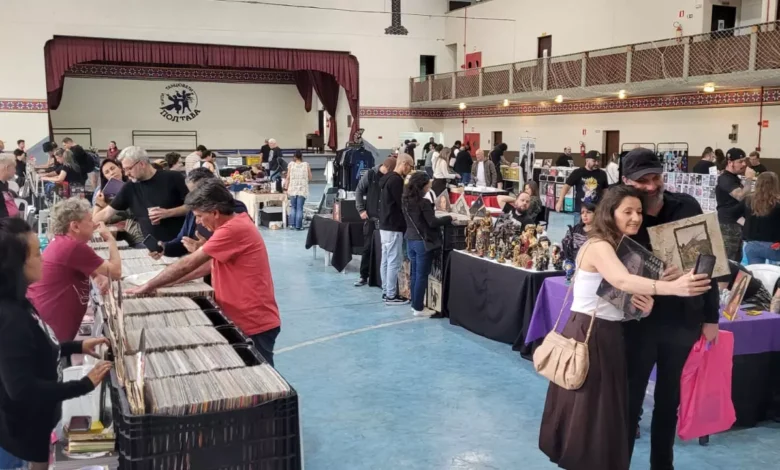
[
  {"left": 551, "top": 244, "right": 564, "bottom": 271},
  {"left": 466, "top": 218, "right": 479, "bottom": 253},
  {"left": 475, "top": 214, "right": 492, "bottom": 258},
  {"left": 497, "top": 239, "right": 507, "bottom": 264}
]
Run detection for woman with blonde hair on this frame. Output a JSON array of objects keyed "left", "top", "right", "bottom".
[
  {"left": 742, "top": 171, "right": 780, "bottom": 264},
  {"left": 431, "top": 146, "right": 460, "bottom": 195}
]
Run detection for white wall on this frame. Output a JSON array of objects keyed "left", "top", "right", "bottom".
[
  {"left": 0, "top": 0, "right": 450, "bottom": 145},
  {"left": 440, "top": 104, "right": 778, "bottom": 156},
  {"left": 50, "top": 78, "right": 315, "bottom": 150}
]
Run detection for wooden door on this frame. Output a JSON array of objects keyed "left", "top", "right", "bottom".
[
  {"left": 605, "top": 130, "right": 620, "bottom": 166},
  {"left": 538, "top": 35, "right": 552, "bottom": 58},
  {"left": 492, "top": 131, "right": 503, "bottom": 147}
]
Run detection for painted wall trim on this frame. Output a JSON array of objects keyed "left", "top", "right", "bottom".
[
  {"left": 0, "top": 99, "right": 48, "bottom": 113},
  {"left": 361, "top": 87, "right": 780, "bottom": 119},
  {"left": 65, "top": 64, "right": 298, "bottom": 85}
]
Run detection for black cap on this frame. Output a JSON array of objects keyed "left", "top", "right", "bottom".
[
  {"left": 726, "top": 148, "right": 746, "bottom": 161},
  {"left": 585, "top": 150, "right": 601, "bottom": 160},
  {"left": 623, "top": 148, "right": 663, "bottom": 181}
]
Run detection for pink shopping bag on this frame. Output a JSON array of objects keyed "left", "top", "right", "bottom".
[{"left": 677, "top": 331, "right": 736, "bottom": 440}]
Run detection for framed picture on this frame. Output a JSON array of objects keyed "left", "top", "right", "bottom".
[
  {"left": 723, "top": 271, "right": 752, "bottom": 321},
  {"left": 426, "top": 276, "right": 443, "bottom": 312},
  {"left": 648, "top": 212, "right": 729, "bottom": 278}
]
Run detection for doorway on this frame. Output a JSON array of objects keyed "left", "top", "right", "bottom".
[
  {"left": 446, "top": 43, "right": 458, "bottom": 72},
  {"left": 464, "top": 133, "right": 481, "bottom": 153},
  {"left": 538, "top": 35, "right": 552, "bottom": 58},
  {"left": 711, "top": 5, "right": 737, "bottom": 33},
  {"left": 420, "top": 55, "right": 436, "bottom": 77},
  {"left": 492, "top": 131, "right": 503, "bottom": 147},
  {"left": 604, "top": 130, "right": 620, "bottom": 166}
]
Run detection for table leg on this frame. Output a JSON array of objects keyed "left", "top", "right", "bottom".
[
  {"left": 313, "top": 246, "right": 317, "bottom": 259},
  {"left": 325, "top": 252, "right": 331, "bottom": 267},
  {"left": 283, "top": 199, "right": 288, "bottom": 228}
]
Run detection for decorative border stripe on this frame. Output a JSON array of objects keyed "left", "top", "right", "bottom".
[
  {"left": 361, "top": 87, "right": 780, "bottom": 119},
  {"left": 66, "top": 64, "right": 297, "bottom": 85},
  {"left": 0, "top": 99, "right": 48, "bottom": 113}
]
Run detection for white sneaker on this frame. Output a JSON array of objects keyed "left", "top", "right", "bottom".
[{"left": 413, "top": 309, "right": 435, "bottom": 317}]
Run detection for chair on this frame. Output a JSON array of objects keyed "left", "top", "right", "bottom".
[{"left": 745, "top": 264, "right": 780, "bottom": 293}]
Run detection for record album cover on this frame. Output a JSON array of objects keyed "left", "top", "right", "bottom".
[
  {"left": 723, "top": 271, "right": 752, "bottom": 321},
  {"left": 647, "top": 212, "right": 728, "bottom": 278},
  {"left": 596, "top": 236, "right": 665, "bottom": 321}
]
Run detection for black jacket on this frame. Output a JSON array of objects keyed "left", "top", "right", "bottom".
[
  {"left": 453, "top": 150, "right": 473, "bottom": 174},
  {"left": 403, "top": 198, "right": 451, "bottom": 248},
  {"left": 267, "top": 148, "right": 284, "bottom": 172},
  {"left": 260, "top": 144, "right": 271, "bottom": 162},
  {"left": 379, "top": 172, "right": 405, "bottom": 232},
  {"left": 0, "top": 299, "right": 94, "bottom": 462},
  {"left": 354, "top": 166, "right": 383, "bottom": 219},
  {"left": 632, "top": 191, "right": 720, "bottom": 327}
]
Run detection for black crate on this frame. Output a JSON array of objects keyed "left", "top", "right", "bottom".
[
  {"left": 202, "top": 308, "right": 232, "bottom": 327},
  {"left": 217, "top": 324, "right": 253, "bottom": 345},
  {"left": 442, "top": 225, "right": 466, "bottom": 251},
  {"left": 192, "top": 296, "right": 219, "bottom": 310}
]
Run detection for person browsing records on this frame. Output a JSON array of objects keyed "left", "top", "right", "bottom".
[
  {"left": 539, "top": 185, "right": 711, "bottom": 470},
  {"left": 379, "top": 154, "right": 415, "bottom": 305},
  {"left": 620, "top": 148, "right": 721, "bottom": 470},
  {"left": 556, "top": 151, "right": 608, "bottom": 213},
  {"left": 93, "top": 146, "right": 189, "bottom": 243}
]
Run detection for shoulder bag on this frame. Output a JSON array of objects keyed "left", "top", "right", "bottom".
[
  {"left": 532, "top": 242, "right": 598, "bottom": 391},
  {"left": 403, "top": 201, "right": 442, "bottom": 252}
]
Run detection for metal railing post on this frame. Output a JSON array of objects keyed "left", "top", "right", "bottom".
[
  {"left": 682, "top": 38, "right": 690, "bottom": 80},
  {"left": 427, "top": 77, "right": 433, "bottom": 102},
  {"left": 479, "top": 68, "right": 484, "bottom": 97},
  {"left": 625, "top": 46, "right": 633, "bottom": 84},
  {"left": 542, "top": 56, "right": 549, "bottom": 92},
  {"left": 581, "top": 53, "right": 587, "bottom": 88},
  {"left": 509, "top": 66, "right": 514, "bottom": 94},
  {"left": 749, "top": 30, "right": 758, "bottom": 71},
  {"left": 451, "top": 73, "right": 456, "bottom": 100}
]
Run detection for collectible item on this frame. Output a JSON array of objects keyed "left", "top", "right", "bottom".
[
  {"left": 436, "top": 190, "right": 451, "bottom": 213},
  {"left": 488, "top": 238, "right": 497, "bottom": 259},
  {"left": 466, "top": 219, "right": 478, "bottom": 252},
  {"left": 469, "top": 195, "right": 486, "bottom": 217},
  {"left": 398, "top": 260, "right": 411, "bottom": 299},
  {"left": 475, "top": 214, "right": 492, "bottom": 258},
  {"left": 551, "top": 245, "right": 564, "bottom": 270},
  {"left": 646, "top": 212, "right": 728, "bottom": 278},
  {"left": 563, "top": 259, "right": 576, "bottom": 284},
  {"left": 453, "top": 194, "right": 470, "bottom": 217},
  {"left": 523, "top": 224, "right": 538, "bottom": 247},
  {"left": 426, "top": 276, "right": 443, "bottom": 312},
  {"left": 497, "top": 239, "right": 507, "bottom": 264},
  {"left": 723, "top": 271, "right": 752, "bottom": 321}
]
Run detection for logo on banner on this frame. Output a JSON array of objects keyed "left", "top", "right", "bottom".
[{"left": 159, "top": 83, "right": 200, "bottom": 122}]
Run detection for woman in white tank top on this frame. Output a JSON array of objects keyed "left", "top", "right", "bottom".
[{"left": 539, "top": 185, "right": 713, "bottom": 470}]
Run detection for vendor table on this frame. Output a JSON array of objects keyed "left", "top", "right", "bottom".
[
  {"left": 305, "top": 215, "right": 365, "bottom": 272},
  {"left": 368, "top": 228, "right": 383, "bottom": 287},
  {"left": 447, "top": 250, "right": 562, "bottom": 345},
  {"left": 525, "top": 276, "right": 780, "bottom": 426},
  {"left": 235, "top": 190, "right": 288, "bottom": 229}
]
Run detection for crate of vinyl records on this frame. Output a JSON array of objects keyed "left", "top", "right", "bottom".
[{"left": 103, "top": 292, "right": 301, "bottom": 470}]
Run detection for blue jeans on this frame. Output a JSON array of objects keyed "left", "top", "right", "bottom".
[
  {"left": 0, "top": 446, "right": 27, "bottom": 469},
  {"left": 289, "top": 195, "right": 306, "bottom": 229},
  {"left": 380, "top": 230, "right": 404, "bottom": 298},
  {"left": 460, "top": 172, "right": 471, "bottom": 185},
  {"left": 407, "top": 240, "right": 432, "bottom": 311},
  {"left": 744, "top": 241, "right": 780, "bottom": 265}
]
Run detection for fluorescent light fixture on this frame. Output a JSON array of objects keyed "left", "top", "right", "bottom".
[
  {"left": 554, "top": 95, "right": 564, "bottom": 103},
  {"left": 618, "top": 90, "right": 627, "bottom": 99},
  {"left": 703, "top": 83, "right": 716, "bottom": 93},
  {"left": 503, "top": 99, "right": 510, "bottom": 107},
  {"left": 459, "top": 102, "right": 467, "bottom": 110}
]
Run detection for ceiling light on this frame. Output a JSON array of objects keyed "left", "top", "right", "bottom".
[
  {"left": 503, "top": 99, "right": 510, "bottom": 107},
  {"left": 703, "top": 83, "right": 716, "bottom": 93},
  {"left": 618, "top": 90, "right": 627, "bottom": 99},
  {"left": 459, "top": 102, "right": 467, "bottom": 110},
  {"left": 554, "top": 95, "right": 564, "bottom": 103}
]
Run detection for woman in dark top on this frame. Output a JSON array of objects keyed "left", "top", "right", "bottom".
[
  {"left": 561, "top": 202, "right": 595, "bottom": 261},
  {"left": 41, "top": 149, "right": 85, "bottom": 188},
  {"left": 403, "top": 172, "right": 452, "bottom": 317},
  {"left": 0, "top": 218, "right": 112, "bottom": 468},
  {"left": 742, "top": 171, "right": 780, "bottom": 264},
  {"left": 523, "top": 181, "right": 544, "bottom": 221},
  {"left": 93, "top": 159, "right": 144, "bottom": 247},
  {"left": 454, "top": 143, "right": 473, "bottom": 185}
]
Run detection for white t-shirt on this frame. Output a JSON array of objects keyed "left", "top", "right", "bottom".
[{"left": 476, "top": 161, "right": 486, "bottom": 186}]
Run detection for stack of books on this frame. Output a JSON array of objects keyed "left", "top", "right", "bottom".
[{"left": 65, "top": 421, "right": 115, "bottom": 455}]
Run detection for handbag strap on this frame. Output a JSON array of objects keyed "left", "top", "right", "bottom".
[
  {"left": 552, "top": 240, "right": 599, "bottom": 343},
  {"left": 403, "top": 201, "right": 425, "bottom": 240}
]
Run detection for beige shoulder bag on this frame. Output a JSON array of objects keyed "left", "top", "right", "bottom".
[{"left": 533, "top": 243, "right": 598, "bottom": 391}]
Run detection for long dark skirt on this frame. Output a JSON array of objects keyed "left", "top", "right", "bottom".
[{"left": 539, "top": 311, "right": 629, "bottom": 470}]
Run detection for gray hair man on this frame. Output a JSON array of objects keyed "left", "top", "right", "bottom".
[
  {"left": 94, "top": 146, "right": 189, "bottom": 242},
  {"left": 127, "top": 181, "right": 281, "bottom": 365},
  {"left": 26, "top": 198, "right": 121, "bottom": 341}
]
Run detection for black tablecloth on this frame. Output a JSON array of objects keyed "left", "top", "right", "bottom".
[
  {"left": 368, "top": 228, "right": 383, "bottom": 287},
  {"left": 447, "top": 250, "right": 562, "bottom": 344},
  {"left": 305, "top": 215, "right": 365, "bottom": 272},
  {"left": 731, "top": 351, "right": 780, "bottom": 426}
]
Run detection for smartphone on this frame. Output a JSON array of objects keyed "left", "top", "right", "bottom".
[
  {"left": 196, "top": 224, "right": 212, "bottom": 239},
  {"left": 694, "top": 254, "right": 716, "bottom": 277},
  {"left": 69, "top": 416, "right": 91, "bottom": 432},
  {"left": 142, "top": 234, "right": 163, "bottom": 253}
]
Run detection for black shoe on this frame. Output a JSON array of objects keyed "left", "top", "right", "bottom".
[
  {"left": 385, "top": 296, "right": 410, "bottom": 305},
  {"left": 354, "top": 278, "right": 367, "bottom": 287}
]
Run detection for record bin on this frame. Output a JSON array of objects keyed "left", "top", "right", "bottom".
[{"left": 110, "top": 345, "right": 301, "bottom": 469}]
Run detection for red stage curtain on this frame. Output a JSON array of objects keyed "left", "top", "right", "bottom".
[
  {"left": 44, "top": 36, "right": 360, "bottom": 140},
  {"left": 309, "top": 71, "right": 339, "bottom": 150},
  {"left": 295, "top": 71, "right": 313, "bottom": 113}
]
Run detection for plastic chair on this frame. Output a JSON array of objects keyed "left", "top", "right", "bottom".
[{"left": 745, "top": 264, "right": 780, "bottom": 293}]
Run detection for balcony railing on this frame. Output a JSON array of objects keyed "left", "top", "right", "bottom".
[{"left": 411, "top": 21, "right": 780, "bottom": 105}]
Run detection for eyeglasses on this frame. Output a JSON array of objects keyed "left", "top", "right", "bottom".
[{"left": 123, "top": 160, "right": 140, "bottom": 172}]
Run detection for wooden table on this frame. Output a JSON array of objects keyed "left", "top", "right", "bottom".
[{"left": 236, "top": 191, "right": 288, "bottom": 228}]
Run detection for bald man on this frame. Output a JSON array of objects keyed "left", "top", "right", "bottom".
[{"left": 378, "top": 153, "right": 415, "bottom": 304}]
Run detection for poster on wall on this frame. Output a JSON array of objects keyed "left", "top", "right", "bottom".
[
  {"left": 159, "top": 83, "right": 201, "bottom": 122},
  {"left": 519, "top": 137, "right": 536, "bottom": 181}
]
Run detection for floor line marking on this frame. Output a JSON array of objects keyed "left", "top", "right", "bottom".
[{"left": 276, "top": 318, "right": 426, "bottom": 354}]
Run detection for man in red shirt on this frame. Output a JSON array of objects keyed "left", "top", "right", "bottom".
[
  {"left": 128, "top": 181, "right": 281, "bottom": 365},
  {"left": 27, "top": 198, "right": 122, "bottom": 341}
]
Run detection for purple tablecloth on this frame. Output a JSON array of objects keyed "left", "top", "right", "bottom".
[{"left": 525, "top": 276, "right": 780, "bottom": 355}]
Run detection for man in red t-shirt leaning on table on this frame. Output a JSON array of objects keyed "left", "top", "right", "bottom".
[{"left": 127, "top": 180, "right": 281, "bottom": 366}]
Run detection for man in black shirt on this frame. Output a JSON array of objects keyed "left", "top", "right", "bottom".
[
  {"left": 378, "top": 154, "right": 414, "bottom": 305},
  {"left": 498, "top": 192, "right": 534, "bottom": 229},
  {"left": 748, "top": 150, "right": 767, "bottom": 175},
  {"left": 94, "top": 146, "right": 189, "bottom": 242},
  {"left": 716, "top": 148, "right": 750, "bottom": 262},
  {"left": 260, "top": 139, "right": 271, "bottom": 164},
  {"left": 555, "top": 147, "right": 574, "bottom": 167},
  {"left": 621, "top": 148, "right": 720, "bottom": 470},
  {"left": 353, "top": 156, "right": 397, "bottom": 287},
  {"left": 422, "top": 137, "right": 436, "bottom": 155},
  {"left": 691, "top": 147, "right": 715, "bottom": 174},
  {"left": 556, "top": 150, "right": 608, "bottom": 214}
]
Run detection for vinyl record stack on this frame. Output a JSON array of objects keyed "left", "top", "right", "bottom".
[{"left": 99, "top": 247, "right": 301, "bottom": 470}]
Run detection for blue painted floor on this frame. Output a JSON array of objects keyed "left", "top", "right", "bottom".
[{"left": 263, "top": 221, "right": 779, "bottom": 470}]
